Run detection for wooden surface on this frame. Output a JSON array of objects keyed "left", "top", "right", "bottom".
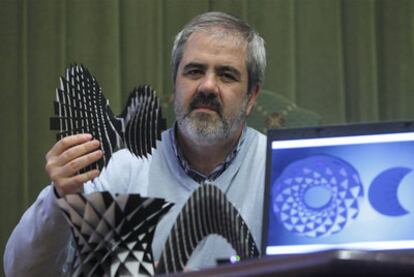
[{"left": 163, "top": 249, "right": 414, "bottom": 277}]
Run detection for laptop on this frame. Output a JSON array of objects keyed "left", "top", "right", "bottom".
[{"left": 262, "top": 121, "right": 414, "bottom": 256}]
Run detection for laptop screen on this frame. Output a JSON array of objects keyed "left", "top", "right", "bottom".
[{"left": 262, "top": 121, "right": 414, "bottom": 255}]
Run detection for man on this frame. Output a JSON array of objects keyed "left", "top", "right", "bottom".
[{"left": 4, "top": 11, "right": 267, "bottom": 275}]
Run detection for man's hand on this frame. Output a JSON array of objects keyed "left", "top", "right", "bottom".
[{"left": 45, "top": 134, "right": 103, "bottom": 197}]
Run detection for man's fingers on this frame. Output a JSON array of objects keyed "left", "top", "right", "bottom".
[
  {"left": 62, "top": 150, "right": 103, "bottom": 177},
  {"left": 46, "top": 133, "right": 93, "bottom": 159},
  {"left": 45, "top": 133, "right": 104, "bottom": 197},
  {"left": 57, "top": 139, "right": 101, "bottom": 166},
  {"left": 47, "top": 149, "right": 102, "bottom": 183},
  {"left": 54, "top": 169, "right": 100, "bottom": 197}
]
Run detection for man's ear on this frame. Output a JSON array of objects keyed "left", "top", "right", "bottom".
[{"left": 246, "top": 84, "right": 261, "bottom": 116}]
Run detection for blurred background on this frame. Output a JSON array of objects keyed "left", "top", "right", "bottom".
[{"left": 1, "top": 0, "right": 413, "bottom": 274}]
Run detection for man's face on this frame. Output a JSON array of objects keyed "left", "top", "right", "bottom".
[{"left": 174, "top": 31, "right": 258, "bottom": 145}]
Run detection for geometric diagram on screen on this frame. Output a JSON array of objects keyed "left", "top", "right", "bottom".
[
  {"left": 368, "top": 167, "right": 412, "bottom": 217},
  {"left": 272, "top": 155, "right": 364, "bottom": 238}
]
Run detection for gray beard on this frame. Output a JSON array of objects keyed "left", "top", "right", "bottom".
[{"left": 176, "top": 106, "right": 247, "bottom": 145}]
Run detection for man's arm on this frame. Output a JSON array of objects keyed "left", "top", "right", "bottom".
[
  {"left": 4, "top": 185, "right": 71, "bottom": 276},
  {"left": 4, "top": 134, "right": 103, "bottom": 276}
]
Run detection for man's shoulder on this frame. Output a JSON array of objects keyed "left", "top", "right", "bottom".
[
  {"left": 245, "top": 126, "right": 267, "bottom": 145},
  {"left": 160, "top": 127, "right": 173, "bottom": 142}
]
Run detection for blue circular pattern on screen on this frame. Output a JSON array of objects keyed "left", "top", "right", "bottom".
[{"left": 272, "top": 155, "right": 364, "bottom": 238}]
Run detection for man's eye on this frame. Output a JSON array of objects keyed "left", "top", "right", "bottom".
[
  {"left": 184, "top": 69, "right": 203, "bottom": 77},
  {"left": 220, "top": 73, "right": 237, "bottom": 82}
]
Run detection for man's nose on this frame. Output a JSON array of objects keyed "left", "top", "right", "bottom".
[{"left": 198, "top": 73, "right": 219, "bottom": 95}]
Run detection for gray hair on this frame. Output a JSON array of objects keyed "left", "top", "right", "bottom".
[{"left": 171, "top": 11, "right": 266, "bottom": 92}]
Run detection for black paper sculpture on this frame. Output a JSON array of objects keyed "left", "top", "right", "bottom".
[
  {"left": 57, "top": 191, "right": 173, "bottom": 276},
  {"left": 157, "top": 183, "right": 260, "bottom": 274},
  {"left": 50, "top": 64, "right": 166, "bottom": 173}
]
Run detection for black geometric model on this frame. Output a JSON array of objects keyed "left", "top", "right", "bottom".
[
  {"left": 50, "top": 64, "right": 166, "bottom": 173},
  {"left": 56, "top": 191, "right": 173, "bottom": 276},
  {"left": 157, "top": 183, "right": 260, "bottom": 274}
]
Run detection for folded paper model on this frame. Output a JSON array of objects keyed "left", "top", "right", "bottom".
[
  {"left": 50, "top": 64, "right": 166, "bottom": 173},
  {"left": 57, "top": 191, "right": 173, "bottom": 276},
  {"left": 57, "top": 185, "right": 260, "bottom": 276},
  {"left": 157, "top": 183, "right": 260, "bottom": 274}
]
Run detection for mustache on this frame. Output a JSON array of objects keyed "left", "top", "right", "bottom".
[{"left": 188, "top": 91, "right": 223, "bottom": 115}]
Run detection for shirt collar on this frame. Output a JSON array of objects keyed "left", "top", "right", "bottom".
[{"left": 170, "top": 122, "right": 246, "bottom": 183}]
